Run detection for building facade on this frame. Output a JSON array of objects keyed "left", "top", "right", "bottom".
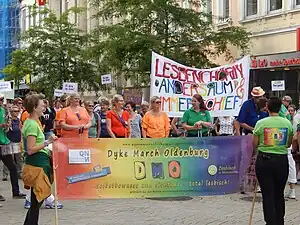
[
  {"left": 212, "top": 0, "right": 300, "bottom": 105},
  {"left": 0, "top": 0, "right": 20, "bottom": 79}
]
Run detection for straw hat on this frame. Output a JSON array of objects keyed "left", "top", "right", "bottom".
[{"left": 251, "top": 87, "right": 265, "bottom": 97}]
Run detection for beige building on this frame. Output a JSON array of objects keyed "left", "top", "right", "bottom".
[
  {"left": 211, "top": 0, "right": 300, "bottom": 104},
  {"left": 20, "top": 0, "right": 300, "bottom": 103}
]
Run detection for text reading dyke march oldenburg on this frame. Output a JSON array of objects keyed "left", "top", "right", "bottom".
[{"left": 54, "top": 136, "right": 253, "bottom": 199}]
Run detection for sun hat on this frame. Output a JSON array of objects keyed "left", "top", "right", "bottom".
[{"left": 251, "top": 87, "right": 265, "bottom": 97}]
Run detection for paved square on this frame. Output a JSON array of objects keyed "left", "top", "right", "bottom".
[{"left": 0, "top": 179, "right": 299, "bottom": 225}]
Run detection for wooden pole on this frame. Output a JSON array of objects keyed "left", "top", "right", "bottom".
[
  {"left": 53, "top": 164, "right": 59, "bottom": 225},
  {"left": 248, "top": 179, "right": 259, "bottom": 225}
]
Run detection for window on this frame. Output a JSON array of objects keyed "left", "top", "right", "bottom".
[
  {"left": 269, "top": 0, "right": 282, "bottom": 11},
  {"left": 183, "top": 0, "right": 191, "bottom": 9},
  {"left": 296, "top": 0, "right": 300, "bottom": 6},
  {"left": 224, "top": 0, "right": 229, "bottom": 18},
  {"left": 21, "top": 8, "right": 26, "bottom": 31},
  {"left": 60, "top": 0, "right": 63, "bottom": 15},
  {"left": 246, "top": 0, "right": 257, "bottom": 16},
  {"left": 205, "top": 0, "right": 212, "bottom": 14}
]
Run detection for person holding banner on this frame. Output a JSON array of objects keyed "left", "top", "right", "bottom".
[
  {"left": 107, "top": 95, "right": 130, "bottom": 138},
  {"left": 85, "top": 101, "right": 100, "bottom": 138},
  {"left": 142, "top": 96, "right": 170, "bottom": 138},
  {"left": 21, "top": 93, "right": 58, "bottom": 225},
  {"left": 181, "top": 94, "right": 212, "bottom": 137},
  {"left": 253, "top": 97, "right": 293, "bottom": 225},
  {"left": 59, "top": 93, "right": 91, "bottom": 138},
  {"left": 125, "top": 101, "right": 142, "bottom": 138}
]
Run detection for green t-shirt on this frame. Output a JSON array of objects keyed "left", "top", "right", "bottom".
[
  {"left": 181, "top": 108, "right": 211, "bottom": 136},
  {"left": 22, "top": 119, "right": 51, "bottom": 179},
  {"left": 279, "top": 104, "right": 291, "bottom": 121},
  {"left": 0, "top": 107, "right": 10, "bottom": 145},
  {"left": 253, "top": 116, "right": 293, "bottom": 155}
]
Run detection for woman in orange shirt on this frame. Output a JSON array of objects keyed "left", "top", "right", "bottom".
[
  {"left": 59, "top": 93, "right": 91, "bottom": 138},
  {"left": 142, "top": 96, "right": 170, "bottom": 138},
  {"left": 106, "top": 95, "right": 130, "bottom": 138}
]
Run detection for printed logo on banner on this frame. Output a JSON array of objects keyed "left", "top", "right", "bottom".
[
  {"left": 68, "top": 149, "right": 91, "bottom": 164},
  {"left": 150, "top": 52, "right": 250, "bottom": 117}
]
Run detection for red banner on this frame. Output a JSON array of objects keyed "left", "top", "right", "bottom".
[{"left": 37, "top": 0, "right": 45, "bottom": 6}]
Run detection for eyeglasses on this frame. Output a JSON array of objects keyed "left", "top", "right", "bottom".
[
  {"left": 154, "top": 101, "right": 161, "bottom": 104},
  {"left": 61, "top": 99, "right": 66, "bottom": 103},
  {"left": 76, "top": 113, "right": 81, "bottom": 120}
]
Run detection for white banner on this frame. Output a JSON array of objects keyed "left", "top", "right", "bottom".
[
  {"left": 63, "top": 82, "right": 78, "bottom": 93},
  {"left": 54, "top": 89, "right": 64, "bottom": 97},
  {"left": 0, "top": 81, "right": 12, "bottom": 92},
  {"left": 101, "top": 74, "right": 112, "bottom": 84},
  {"left": 150, "top": 52, "right": 250, "bottom": 117}
]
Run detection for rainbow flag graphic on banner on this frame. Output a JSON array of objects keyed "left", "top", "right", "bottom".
[{"left": 53, "top": 136, "right": 253, "bottom": 199}]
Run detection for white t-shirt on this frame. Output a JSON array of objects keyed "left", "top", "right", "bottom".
[{"left": 218, "top": 116, "right": 235, "bottom": 135}]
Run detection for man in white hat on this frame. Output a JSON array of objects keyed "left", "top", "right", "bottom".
[
  {"left": 237, "top": 87, "right": 266, "bottom": 135},
  {"left": 0, "top": 94, "right": 25, "bottom": 201}
]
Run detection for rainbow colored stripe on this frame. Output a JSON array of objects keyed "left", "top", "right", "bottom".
[
  {"left": 53, "top": 136, "right": 252, "bottom": 199},
  {"left": 264, "top": 128, "right": 288, "bottom": 146}
]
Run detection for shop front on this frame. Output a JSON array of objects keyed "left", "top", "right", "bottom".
[{"left": 250, "top": 51, "right": 300, "bottom": 107}]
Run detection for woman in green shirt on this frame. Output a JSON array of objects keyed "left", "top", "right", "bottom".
[
  {"left": 22, "top": 93, "right": 57, "bottom": 225},
  {"left": 181, "top": 94, "right": 212, "bottom": 137},
  {"left": 253, "top": 97, "right": 293, "bottom": 225}
]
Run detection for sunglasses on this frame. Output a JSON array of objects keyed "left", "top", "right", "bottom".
[
  {"left": 154, "top": 101, "right": 161, "bottom": 104},
  {"left": 13, "top": 110, "right": 20, "bottom": 113},
  {"left": 61, "top": 99, "right": 66, "bottom": 102},
  {"left": 88, "top": 105, "right": 94, "bottom": 107}
]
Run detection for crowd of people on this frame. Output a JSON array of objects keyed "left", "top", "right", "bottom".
[{"left": 0, "top": 87, "right": 299, "bottom": 225}]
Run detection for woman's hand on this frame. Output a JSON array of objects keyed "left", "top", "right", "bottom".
[
  {"left": 48, "top": 134, "right": 58, "bottom": 144},
  {"left": 194, "top": 121, "right": 202, "bottom": 129}
]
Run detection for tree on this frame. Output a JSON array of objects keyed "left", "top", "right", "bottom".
[
  {"left": 3, "top": 5, "right": 103, "bottom": 97},
  {"left": 90, "top": 0, "right": 251, "bottom": 86},
  {"left": 2, "top": 49, "right": 31, "bottom": 90}
]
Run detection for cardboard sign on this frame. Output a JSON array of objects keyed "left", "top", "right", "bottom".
[
  {"left": 63, "top": 82, "right": 78, "bottom": 93},
  {"left": 101, "top": 74, "right": 112, "bottom": 84},
  {"left": 0, "top": 82, "right": 12, "bottom": 92},
  {"left": 271, "top": 80, "right": 285, "bottom": 91},
  {"left": 123, "top": 89, "right": 143, "bottom": 105},
  {"left": 54, "top": 89, "right": 64, "bottom": 97}
]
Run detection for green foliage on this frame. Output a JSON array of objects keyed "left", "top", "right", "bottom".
[
  {"left": 90, "top": 0, "right": 251, "bottom": 86},
  {"left": 3, "top": 5, "right": 103, "bottom": 97},
  {"left": 2, "top": 49, "right": 31, "bottom": 89}
]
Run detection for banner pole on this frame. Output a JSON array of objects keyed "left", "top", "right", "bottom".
[
  {"left": 53, "top": 165, "right": 59, "bottom": 225},
  {"left": 248, "top": 178, "right": 258, "bottom": 225}
]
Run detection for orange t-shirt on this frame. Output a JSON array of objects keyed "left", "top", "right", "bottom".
[
  {"left": 60, "top": 107, "right": 90, "bottom": 138},
  {"left": 106, "top": 110, "right": 130, "bottom": 137},
  {"left": 21, "top": 111, "right": 43, "bottom": 130},
  {"left": 142, "top": 112, "right": 170, "bottom": 138},
  {"left": 55, "top": 109, "right": 63, "bottom": 136}
]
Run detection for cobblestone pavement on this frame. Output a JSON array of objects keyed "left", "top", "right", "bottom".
[{"left": 0, "top": 179, "right": 299, "bottom": 225}]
